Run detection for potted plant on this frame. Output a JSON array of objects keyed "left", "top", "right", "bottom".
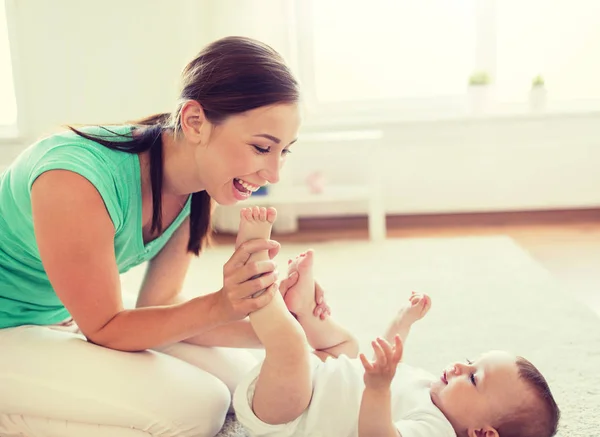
[
  {"left": 468, "top": 71, "right": 492, "bottom": 114},
  {"left": 529, "top": 74, "right": 547, "bottom": 112}
]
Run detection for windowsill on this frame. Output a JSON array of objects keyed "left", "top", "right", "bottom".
[
  {"left": 0, "top": 124, "right": 21, "bottom": 144},
  {"left": 301, "top": 100, "right": 600, "bottom": 130}
]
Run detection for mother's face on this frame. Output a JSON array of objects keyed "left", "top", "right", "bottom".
[{"left": 197, "top": 103, "right": 301, "bottom": 205}]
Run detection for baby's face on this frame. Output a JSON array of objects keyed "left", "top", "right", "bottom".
[{"left": 429, "top": 350, "right": 528, "bottom": 431}]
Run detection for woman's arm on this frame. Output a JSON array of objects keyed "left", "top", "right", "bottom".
[
  {"left": 137, "top": 218, "right": 334, "bottom": 349},
  {"left": 137, "top": 222, "right": 264, "bottom": 348},
  {"left": 31, "top": 170, "right": 276, "bottom": 352},
  {"left": 183, "top": 268, "right": 335, "bottom": 347}
]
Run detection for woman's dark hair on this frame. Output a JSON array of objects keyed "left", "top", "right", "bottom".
[{"left": 69, "top": 36, "right": 300, "bottom": 255}]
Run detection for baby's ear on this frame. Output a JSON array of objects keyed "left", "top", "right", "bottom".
[{"left": 468, "top": 426, "right": 498, "bottom": 437}]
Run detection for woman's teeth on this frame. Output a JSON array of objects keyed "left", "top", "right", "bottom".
[{"left": 236, "top": 178, "right": 260, "bottom": 192}]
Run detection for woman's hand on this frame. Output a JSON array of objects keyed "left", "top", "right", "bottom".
[
  {"left": 214, "top": 238, "right": 280, "bottom": 322},
  {"left": 314, "top": 280, "right": 331, "bottom": 319},
  {"left": 279, "top": 274, "right": 331, "bottom": 320}
]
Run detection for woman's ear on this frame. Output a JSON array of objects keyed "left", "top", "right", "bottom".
[{"left": 179, "top": 100, "right": 209, "bottom": 144}]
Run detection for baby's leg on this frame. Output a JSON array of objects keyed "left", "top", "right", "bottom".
[
  {"left": 237, "top": 207, "right": 313, "bottom": 425},
  {"left": 284, "top": 250, "right": 359, "bottom": 360}
]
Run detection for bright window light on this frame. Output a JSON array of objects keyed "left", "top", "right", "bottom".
[
  {"left": 308, "top": 0, "right": 477, "bottom": 104},
  {"left": 0, "top": 0, "right": 17, "bottom": 126},
  {"left": 495, "top": 1, "right": 600, "bottom": 103}
]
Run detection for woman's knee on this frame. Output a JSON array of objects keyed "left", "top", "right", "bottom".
[
  {"left": 168, "top": 373, "right": 231, "bottom": 437},
  {"left": 0, "top": 326, "right": 233, "bottom": 437},
  {"left": 157, "top": 342, "right": 259, "bottom": 395}
]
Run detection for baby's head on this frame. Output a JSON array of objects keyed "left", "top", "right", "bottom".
[{"left": 430, "top": 350, "right": 560, "bottom": 437}]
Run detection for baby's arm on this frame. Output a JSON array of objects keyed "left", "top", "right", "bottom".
[
  {"left": 358, "top": 336, "right": 403, "bottom": 437},
  {"left": 383, "top": 292, "right": 430, "bottom": 346}
]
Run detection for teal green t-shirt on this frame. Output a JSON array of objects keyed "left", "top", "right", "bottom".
[{"left": 0, "top": 125, "right": 191, "bottom": 329}]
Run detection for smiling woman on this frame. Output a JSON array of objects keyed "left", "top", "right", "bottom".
[{"left": 0, "top": 36, "right": 326, "bottom": 437}]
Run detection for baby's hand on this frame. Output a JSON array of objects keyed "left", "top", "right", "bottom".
[
  {"left": 403, "top": 292, "right": 431, "bottom": 324},
  {"left": 360, "top": 335, "right": 403, "bottom": 391}
]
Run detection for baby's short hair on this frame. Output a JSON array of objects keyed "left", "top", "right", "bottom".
[{"left": 496, "top": 356, "right": 560, "bottom": 437}]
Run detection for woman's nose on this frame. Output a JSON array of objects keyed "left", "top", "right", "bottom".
[{"left": 259, "top": 157, "right": 282, "bottom": 184}]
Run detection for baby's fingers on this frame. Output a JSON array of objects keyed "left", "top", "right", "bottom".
[
  {"left": 377, "top": 337, "right": 394, "bottom": 362},
  {"left": 392, "top": 335, "right": 404, "bottom": 362},
  {"left": 359, "top": 353, "right": 374, "bottom": 372},
  {"left": 423, "top": 295, "right": 432, "bottom": 311},
  {"left": 372, "top": 340, "right": 387, "bottom": 367}
]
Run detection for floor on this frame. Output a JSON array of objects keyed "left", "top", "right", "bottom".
[{"left": 213, "top": 209, "right": 600, "bottom": 317}]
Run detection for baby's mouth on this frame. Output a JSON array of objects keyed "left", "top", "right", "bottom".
[{"left": 441, "top": 371, "right": 448, "bottom": 385}]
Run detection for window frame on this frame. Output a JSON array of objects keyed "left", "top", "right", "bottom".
[
  {"left": 292, "top": 0, "right": 600, "bottom": 126},
  {"left": 293, "top": 0, "right": 495, "bottom": 124}
]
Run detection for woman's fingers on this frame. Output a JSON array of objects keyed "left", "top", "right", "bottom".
[
  {"left": 314, "top": 281, "right": 331, "bottom": 319},
  {"left": 244, "top": 282, "right": 277, "bottom": 312},
  {"left": 315, "top": 280, "right": 325, "bottom": 305},
  {"left": 230, "top": 259, "right": 277, "bottom": 285},
  {"left": 233, "top": 269, "right": 279, "bottom": 299},
  {"left": 279, "top": 271, "right": 299, "bottom": 297},
  {"left": 267, "top": 243, "right": 281, "bottom": 260},
  {"left": 224, "top": 239, "right": 279, "bottom": 272}
]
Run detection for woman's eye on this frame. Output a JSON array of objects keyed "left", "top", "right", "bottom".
[
  {"left": 252, "top": 145, "right": 269, "bottom": 154},
  {"left": 282, "top": 149, "right": 292, "bottom": 156},
  {"left": 466, "top": 358, "right": 473, "bottom": 365},
  {"left": 470, "top": 373, "right": 477, "bottom": 386}
]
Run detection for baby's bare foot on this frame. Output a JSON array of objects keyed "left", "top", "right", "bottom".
[
  {"left": 236, "top": 206, "right": 277, "bottom": 250},
  {"left": 236, "top": 207, "right": 277, "bottom": 297},
  {"left": 283, "top": 250, "right": 316, "bottom": 317}
]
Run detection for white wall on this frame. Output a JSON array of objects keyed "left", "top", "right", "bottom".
[
  {"left": 7, "top": 0, "right": 211, "bottom": 143},
  {"left": 2, "top": 0, "right": 599, "bottom": 215},
  {"left": 289, "top": 113, "right": 600, "bottom": 216}
]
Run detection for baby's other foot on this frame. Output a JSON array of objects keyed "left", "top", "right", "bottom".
[{"left": 283, "top": 250, "right": 316, "bottom": 317}]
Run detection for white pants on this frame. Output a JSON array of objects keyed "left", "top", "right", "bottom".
[
  {"left": 233, "top": 354, "right": 362, "bottom": 437},
  {"left": 0, "top": 318, "right": 258, "bottom": 437}
]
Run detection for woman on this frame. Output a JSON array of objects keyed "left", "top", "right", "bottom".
[{"left": 0, "top": 36, "right": 328, "bottom": 437}]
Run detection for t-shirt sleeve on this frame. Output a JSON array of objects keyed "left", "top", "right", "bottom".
[
  {"left": 28, "top": 145, "right": 124, "bottom": 232},
  {"left": 395, "top": 417, "right": 457, "bottom": 437}
]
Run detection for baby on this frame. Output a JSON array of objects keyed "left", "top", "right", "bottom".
[{"left": 232, "top": 206, "right": 560, "bottom": 437}]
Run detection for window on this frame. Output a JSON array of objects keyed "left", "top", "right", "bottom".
[
  {"left": 0, "top": 0, "right": 17, "bottom": 127},
  {"left": 299, "top": 0, "right": 476, "bottom": 107},
  {"left": 296, "top": 0, "right": 600, "bottom": 118},
  {"left": 495, "top": 0, "right": 600, "bottom": 104}
]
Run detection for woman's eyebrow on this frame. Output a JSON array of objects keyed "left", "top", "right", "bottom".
[
  {"left": 253, "top": 134, "right": 298, "bottom": 146},
  {"left": 253, "top": 133, "right": 280, "bottom": 144}
]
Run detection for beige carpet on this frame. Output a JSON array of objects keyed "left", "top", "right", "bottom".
[{"left": 122, "top": 236, "right": 600, "bottom": 437}]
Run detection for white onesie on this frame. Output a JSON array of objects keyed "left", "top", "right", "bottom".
[{"left": 233, "top": 354, "right": 456, "bottom": 437}]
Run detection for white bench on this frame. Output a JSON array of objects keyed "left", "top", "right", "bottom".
[{"left": 212, "top": 130, "right": 386, "bottom": 241}]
